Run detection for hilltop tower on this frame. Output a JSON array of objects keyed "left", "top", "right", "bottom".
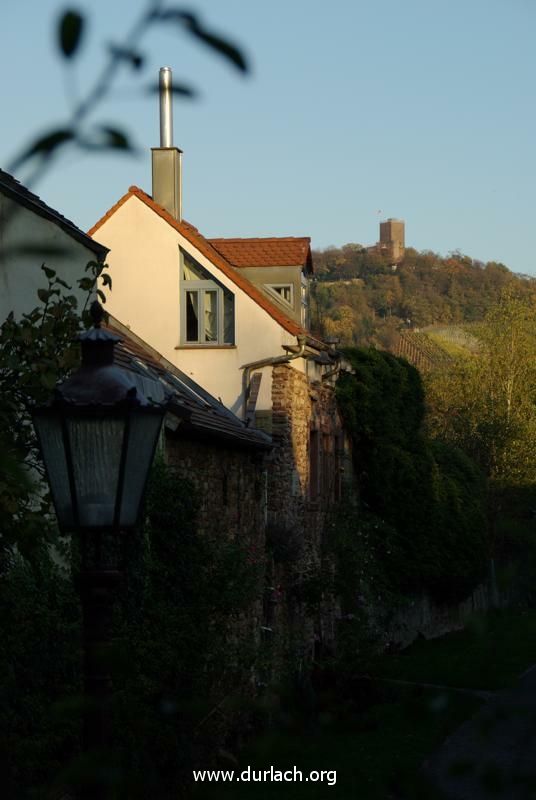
[{"left": 379, "top": 218, "right": 405, "bottom": 262}]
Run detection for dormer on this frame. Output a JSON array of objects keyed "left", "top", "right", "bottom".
[{"left": 208, "top": 236, "right": 313, "bottom": 328}]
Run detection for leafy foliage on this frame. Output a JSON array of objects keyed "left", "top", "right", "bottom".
[
  {"left": 0, "top": 544, "right": 82, "bottom": 800},
  {"left": 8, "top": 2, "right": 249, "bottom": 183},
  {"left": 335, "top": 348, "right": 488, "bottom": 604},
  {"left": 311, "top": 245, "right": 534, "bottom": 348},
  {"left": 0, "top": 260, "right": 110, "bottom": 559},
  {"left": 424, "top": 289, "right": 536, "bottom": 551},
  {"left": 113, "top": 458, "right": 262, "bottom": 798}
]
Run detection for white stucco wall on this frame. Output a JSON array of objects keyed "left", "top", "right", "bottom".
[
  {"left": 94, "top": 195, "right": 306, "bottom": 417},
  {"left": 0, "top": 196, "right": 100, "bottom": 322}
]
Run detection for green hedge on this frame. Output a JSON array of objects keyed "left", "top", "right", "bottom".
[
  {"left": 336, "top": 348, "right": 488, "bottom": 604},
  {"left": 1, "top": 460, "right": 262, "bottom": 799}
]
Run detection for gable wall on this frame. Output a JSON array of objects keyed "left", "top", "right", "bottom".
[
  {"left": 0, "top": 196, "right": 99, "bottom": 322},
  {"left": 237, "top": 265, "right": 304, "bottom": 324},
  {"left": 97, "top": 196, "right": 303, "bottom": 417}
]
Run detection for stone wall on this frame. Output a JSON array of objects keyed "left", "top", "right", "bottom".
[
  {"left": 165, "top": 432, "right": 267, "bottom": 545},
  {"left": 164, "top": 431, "right": 268, "bottom": 686},
  {"left": 376, "top": 561, "right": 522, "bottom": 651},
  {"left": 260, "top": 364, "right": 349, "bottom": 673},
  {"left": 268, "top": 363, "right": 346, "bottom": 536}
]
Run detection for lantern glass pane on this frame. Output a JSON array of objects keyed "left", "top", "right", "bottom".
[
  {"left": 33, "top": 413, "right": 74, "bottom": 528},
  {"left": 67, "top": 416, "right": 125, "bottom": 528},
  {"left": 120, "top": 411, "right": 164, "bottom": 527}
]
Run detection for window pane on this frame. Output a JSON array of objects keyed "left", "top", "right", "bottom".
[
  {"left": 120, "top": 411, "right": 163, "bottom": 527},
  {"left": 268, "top": 285, "right": 293, "bottom": 306},
  {"left": 182, "top": 256, "right": 206, "bottom": 281},
  {"left": 204, "top": 290, "right": 218, "bottom": 342},
  {"left": 33, "top": 414, "right": 74, "bottom": 528},
  {"left": 67, "top": 417, "right": 125, "bottom": 528},
  {"left": 186, "top": 291, "right": 199, "bottom": 341},
  {"left": 224, "top": 290, "right": 234, "bottom": 344}
]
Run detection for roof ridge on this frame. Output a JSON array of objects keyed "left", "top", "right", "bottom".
[{"left": 208, "top": 236, "right": 311, "bottom": 243}]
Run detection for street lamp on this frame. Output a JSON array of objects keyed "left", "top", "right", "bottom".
[
  {"left": 32, "top": 303, "right": 165, "bottom": 534},
  {"left": 32, "top": 301, "right": 167, "bottom": 798}
]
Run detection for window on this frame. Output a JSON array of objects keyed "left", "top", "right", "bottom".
[
  {"left": 180, "top": 250, "right": 234, "bottom": 345},
  {"left": 301, "top": 275, "right": 309, "bottom": 327},
  {"left": 265, "top": 283, "right": 294, "bottom": 309}
]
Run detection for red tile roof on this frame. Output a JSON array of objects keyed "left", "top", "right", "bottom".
[
  {"left": 89, "top": 187, "right": 307, "bottom": 337},
  {"left": 208, "top": 237, "right": 313, "bottom": 273}
]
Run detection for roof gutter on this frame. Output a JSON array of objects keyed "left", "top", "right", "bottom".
[
  {"left": 321, "top": 352, "right": 342, "bottom": 381},
  {"left": 240, "top": 334, "right": 307, "bottom": 420}
]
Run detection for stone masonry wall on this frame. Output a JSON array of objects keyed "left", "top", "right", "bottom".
[
  {"left": 164, "top": 431, "right": 267, "bottom": 687},
  {"left": 263, "top": 364, "right": 347, "bottom": 672},
  {"left": 165, "top": 433, "right": 266, "bottom": 545}
]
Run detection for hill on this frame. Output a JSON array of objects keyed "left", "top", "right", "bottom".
[{"left": 310, "top": 245, "right": 535, "bottom": 351}]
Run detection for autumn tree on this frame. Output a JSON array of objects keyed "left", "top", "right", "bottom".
[{"left": 425, "top": 289, "right": 536, "bottom": 548}]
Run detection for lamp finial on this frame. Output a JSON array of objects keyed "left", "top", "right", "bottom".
[{"left": 90, "top": 300, "right": 105, "bottom": 329}]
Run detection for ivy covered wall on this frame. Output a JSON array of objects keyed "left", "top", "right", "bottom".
[{"left": 335, "top": 347, "right": 488, "bottom": 606}]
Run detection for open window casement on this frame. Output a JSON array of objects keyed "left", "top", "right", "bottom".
[{"left": 180, "top": 249, "right": 235, "bottom": 345}]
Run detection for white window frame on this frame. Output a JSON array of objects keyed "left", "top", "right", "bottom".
[
  {"left": 179, "top": 249, "right": 234, "bottom": 346},
  {"left": 264, "top": 283, "right": 294, "bottom": 309}
]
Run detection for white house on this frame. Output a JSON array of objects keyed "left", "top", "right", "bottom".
[
  {"left": 0, "top": 169, "right": 108, "bottom": 322},
  {"left": 87, "top": 69, "right": 352, "bottom": 664},
  {"left": 88, "top": 180, "right": 327, "bottom": 419}
]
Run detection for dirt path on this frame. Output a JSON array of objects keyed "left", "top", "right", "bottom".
[{"left": 421, "top": 665, "right": 536, "bottom": 799}]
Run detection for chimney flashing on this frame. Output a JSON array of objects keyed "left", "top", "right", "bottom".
[{"left": 151, "top": 146, "right": 183, "bottom": 154}]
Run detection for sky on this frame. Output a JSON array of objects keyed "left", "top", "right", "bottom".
[{"left": 2, "top": 0, "right": 536, "bottom": 274}]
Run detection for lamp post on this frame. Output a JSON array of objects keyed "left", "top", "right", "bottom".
[{"left": 32, "top": 301, "right": 167, "bottom": 798}]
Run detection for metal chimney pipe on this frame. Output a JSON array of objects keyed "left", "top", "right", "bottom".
[{"left": 159, "top": 66, "right": 173, "bottom": 147}]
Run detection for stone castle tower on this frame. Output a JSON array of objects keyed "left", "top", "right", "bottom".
[{"left": 379, "top": 218, "right": 405, "bottom": 262}]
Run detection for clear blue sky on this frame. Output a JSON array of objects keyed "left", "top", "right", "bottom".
[{"left": 2, "top": 0, "right": 536, "bottom": 274}]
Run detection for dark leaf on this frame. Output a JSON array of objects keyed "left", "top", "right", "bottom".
[
  {"left": 100, "top": 126, "right": 132, "bottom": 150},
  {"left": 96, "top": 289, "right": 106, "bottom": 304},
  {"left": 9, "top": 129, "right": 74, "bottom": 171},
  {"left": 41, "top": 266, "right": 56, "bottom": 279},
  {"left": 37, "top": 289, "right": 51, "bottom": 303},
  {"left": 146, "top": 82, "right": 197, "bottom": 99},
  {"left": 101, "top": 273, "right": 113, "bottom": 289},
  {"left": 55, "top": 278, "right": 72, "bottom": 289},
  {"left": 58, "top": 10, "right": 85, "bottom": 59},
  {"left": 78, "top": 126, "right": 135, "bottom": 153},
  {"left": 109, "top": 44, "right": 144, "bottom": 70},
  {"left": 40, "top": 372, "right": 58, "bottom": 391},
  {"left": 156, "top": 10, "right": 248, "bottom": 73},
  {"left": 188, "top": 29, "right": 248, "bottom": 73}
]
